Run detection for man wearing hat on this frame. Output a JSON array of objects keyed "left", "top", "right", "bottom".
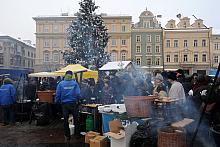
[
  {"left": 55, "top": 70, "right": 81, "bottom": 141},
  {"left": 0, "top": 78, "right": 16, "bottom": 126}
]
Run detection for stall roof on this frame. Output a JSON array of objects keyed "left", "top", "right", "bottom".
[
  {"left": 99, "top": 61, "right": 132, "bottom": 71},
  {"left": 55, "top": 64, "right": 90, "bottom": 75},
  {"left": 209, "top": 69, "right": 220, "bottom": 77},
  {"left": 28, "top": 72, "right": 59, "bottom": 77}
]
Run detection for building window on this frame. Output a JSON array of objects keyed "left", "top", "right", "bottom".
[
  {"left": 194, "top": 54, "right": 198, "bottom": 62},
  {"left": 53, "top": 52, "right": 59, "bottom": 62},
  {"left": 52, "top": 39, "right": 59, "bottom": 48},
  {"left": 0, "top": 53, "right": 3, "bottom": 64},
  {"left": 136, "top": 45, "right": 141, "bottom": 53},
  {"left": 23, "top": 60, "right": 25, "bottom": 66},
  {"left": 31, "top": 52, "right": 33, "bottom": 58},
  {"left": 202, "top": 39, "right": 206, "bottom": 47},
  {"left": 110, "top": 52, "right": 117, "bottom": 61},
  {"left": 198, "top": 22, "right": 201, "bottom": 28},
  {"left": 111, "top": 39, "right": 116, "bottom": 46},
  {"left": 183, "top": 22, "right": 187, "bottom": 28},
  {"left": 10, "top": 57, "right": 13, "bottom": 65},
  {"left": 170, "top": 24, "right": 174, "bottom": 28},
  {"left": 44, "top": 52, "right": 50, "bottom": 62},
  {"left": 136, "top": 35, "right": 141, "bottom": 42},
  {"left": 146, "top": 46, "right": 151, "bottom": 53},
  {"left": 121, "top": 39, "right": 126, "bottom": 46},
  {"left": 174, "top": 40, "right": 178, "bottom": 48},
  {"left": 44, "top": 39, "right": 50, "bottom": 48},
  {"left": 194, "top": 40, "right": 198, "bottom": 47},
  {"left": 155, "top": 35, "right": 160, "bottom": 42},
  {"left": 147, "top": 35, "right": 151, "bottom": 42},
  {"left": 183, "top": 55, "right": 188, "bottom": 62},
  {"left": 155, "top": 58, "right": 160, "bottom": 65},
  {"left": 166, "top": 40, "right": 170, "bottom": 48},
  {"left": 121, "top": 52, "right": 126, "bottom": 61},
  {"left": 174, "top": 55, "right": 178, "bottom": 62},
  {"left": 111, "top": 25, "right": 116, "bottom": 32},
  {"left": 28, "top": 51, "right": 30, "bottom": 57},
  {"left": 214, "top": 56, "right": 219, "bottom": 63},
  {"left": 166, "top": 55, "right": 170, "bottom": 62},
  {"left": 53, "top": 25, "right": 59, "bottom": 32},
  {"left": 121, "top": 25, "right": 126, "bottom": 32},
  {"left": 43, "top": 25, "right": 49, "bottom": 32},
  {"left": 184, "top": 40, "right": 188, "bottom": 48},
  {"left": 202, "top": 54, "right": 206, "bottom": 62},
  {"left": 136, "top": 57, "right": 141, "bottom": 66},
  {"left": 146, "top": 58, "right": 151, "bottom": 66},
  {"left": 31, "top": 60, "right": 34, "bottom": 67},
  {"left": 214, "top": 43, "right": 219, "bottom": 50},
  {"left": 155, "top": 46, "right": 160, "bottom": 53},
  {"left": 28, "top": 60, "right": 30, "bottom": 67}
]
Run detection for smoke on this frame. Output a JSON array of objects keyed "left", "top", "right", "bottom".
[{"left": 104, "top": 67, "right": 216, "bottom": 146}]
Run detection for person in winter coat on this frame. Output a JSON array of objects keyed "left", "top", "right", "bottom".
[
  {"left": 101, "top": 81, "right": 114, "bottom": 105},
  {"left": 55, "top": 70, "right": 81, "bottom": 141},
  {"left": 167, "top": 72, "right": 186, "bottom": 101},
  {"left": 0, "top": 78, "right": 16, "bottom": 126}
]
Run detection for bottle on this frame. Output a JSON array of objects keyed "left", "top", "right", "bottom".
[{"left": 86, "top": 115, "right": 94, "bottom": 132}]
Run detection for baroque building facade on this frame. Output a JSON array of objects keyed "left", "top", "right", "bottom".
[
  {"left": 0, "top": 35, "right": 35, "bottom": 78},
  {"left": 131, "top": 8, "right": 163, "bottom": 72},
  {"left": 33, "top": 14, "right": 132, "bottom": 72},
  {"left": 163, "top": 17, "right": 212, "bottom": 75},
  {"left": 33, "top": 11, "right": 219, "bottom": 75},
  {"left": 211, "top": 34, "right": 220, "bottom": 69}
]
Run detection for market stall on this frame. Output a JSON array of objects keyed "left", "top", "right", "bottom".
[
  {"left": 54, "top": 64, "right": 98, "bottom": 82},
  {"left": 99, "top": 61, "right": 133, "bottom": 71}
]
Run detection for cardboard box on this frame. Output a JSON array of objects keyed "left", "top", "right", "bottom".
[
  {"left": 90, "top": 136, "right": 107, "bottom": 147},
  {"left": 107, "top": 130, "right": 125, "bottom": 139},
  {"left": 85, "top": 131, "right": 100, "bottom": 144},
  {"left": 109, "top": 123, "right": 137, "bottom": 147},
  {"left": 109, "top": 120, "right": 123, "bottom": 133}
]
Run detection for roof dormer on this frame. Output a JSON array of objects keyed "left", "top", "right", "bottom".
[{"left": 165, "top": 19, "right": 176, "bottom": 28}]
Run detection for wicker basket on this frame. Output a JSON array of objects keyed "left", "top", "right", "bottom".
[
  {"left": 124, "top": 96, "right": 157, "bottom": 118},
  {"left": 157, "top": 127, "right": 186, "bottom": 147}
]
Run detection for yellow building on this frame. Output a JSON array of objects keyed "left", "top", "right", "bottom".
[
  {"left": 33, "top": 13, "right": 132, "bottom": 72},
  {"left": 211, "top": 34, "right": 220, "bottom": 69},
  {"left": 164, "top": 17, "right": 212, "bottom": 75}
]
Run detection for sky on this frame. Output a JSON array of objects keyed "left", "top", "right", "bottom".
[{"left": 0, "top": 0, "right": 220, "bottom": 44}]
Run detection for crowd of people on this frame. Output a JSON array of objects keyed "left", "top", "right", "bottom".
[{"left": 0, "top": 69, "right": 220, "bottom": 143}]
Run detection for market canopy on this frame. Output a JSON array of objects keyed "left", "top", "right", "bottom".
[
  {"left": 209, "top": 69, "right": 220, "bottom": 77},
  {"left": 28, "top": 72, "right": 59, "bottom": 78},
  {"left": 99, "top": 61, "right": 133, "bottom": 71},
  {"left": 54, "top": 64, "right": 89, "bottom": 75},
  {"left": 54, "top": 64, "right": 98, "bottom": 81}
]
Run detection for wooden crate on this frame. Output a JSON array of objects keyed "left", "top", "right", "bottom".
[{"left": 37, "top": 90, "right": 55, "bottom": 103}]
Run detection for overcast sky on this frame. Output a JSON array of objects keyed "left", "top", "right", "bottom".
[{"left": 0, "top": 0, "right": 219, "bottom": 43}]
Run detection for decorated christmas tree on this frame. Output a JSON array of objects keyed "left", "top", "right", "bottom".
[{"left": 64, "top": 0, "right": 110, "bottom": 69}]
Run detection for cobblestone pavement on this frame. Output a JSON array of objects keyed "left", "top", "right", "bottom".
[{"left": 0, "top": 121, "right": 88, "bottom": 147}]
